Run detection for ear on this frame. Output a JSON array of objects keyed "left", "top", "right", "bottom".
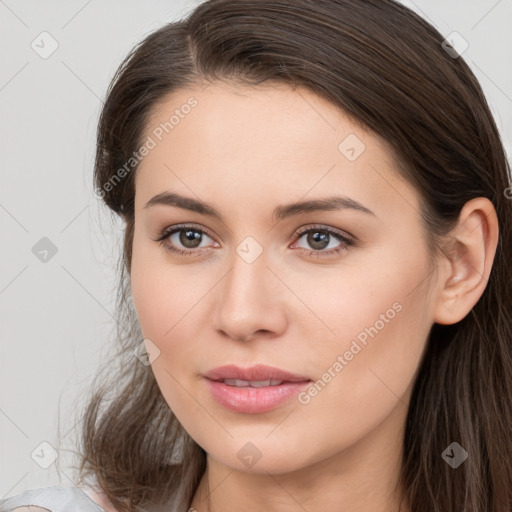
[{"left": 433, "top": 197, "right": 499, "bottom": 325}]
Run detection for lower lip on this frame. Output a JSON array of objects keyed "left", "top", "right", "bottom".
[{"left": 205, "top": 379, "right": 311, "bottom": 413}]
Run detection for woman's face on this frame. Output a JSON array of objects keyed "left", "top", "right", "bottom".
[{"left": 130, "top": 81, "right": 438, "bottom": 474}]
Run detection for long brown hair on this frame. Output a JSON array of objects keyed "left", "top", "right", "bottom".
[{"left": 73, "top": 1, "right": 512, "bottom": 510}]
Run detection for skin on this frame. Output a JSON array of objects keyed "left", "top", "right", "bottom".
[{"left": 128, "top": 81, "right": 499, "bottom": 512}]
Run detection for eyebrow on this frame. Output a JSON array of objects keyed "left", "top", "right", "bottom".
[{"left": 143, "top": 191, "right": 376, "bottom": 222}]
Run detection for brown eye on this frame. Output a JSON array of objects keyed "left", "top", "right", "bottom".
[
  {"left": 303, "top": 230, "right": 331, "bottom": 250},
  {"left": 177, "top": 229, "right": 203, "bottom": 249},
  {"left": 293, "top": 225, "right": 355, "bottom": 257},
  {"left": 155, "top": 225, "right": 218, "bottom": 255}
]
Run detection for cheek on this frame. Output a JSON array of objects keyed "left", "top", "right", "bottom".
[
  {"left": 130, "top": 242, "right": 201, "bottom": 339},
  {"left": 297, "top": 245, "right": 433, "bottom": 411},
  {"left": 129, "top": 246, "right": 212, "bottom": 389},
  {"left": 317, "top": 233, "right": 432, "bottom": 347},
  {"left": 130, "top": 260, "right": 204, "bottom": 418}
]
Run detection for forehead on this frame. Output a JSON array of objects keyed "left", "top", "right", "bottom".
[{"left": 134, "top": 81, "right": 420, "bottom": 223}]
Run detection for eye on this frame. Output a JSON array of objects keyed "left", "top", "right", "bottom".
[
  {"left": 292, "top": 224, "right": 355, "bottom": 257},
  {"left": 153, "top": 223, "right": 355, "bottom": 258},
  {"left": 154, "top": 224, "right": 218, "bottom": 256}
]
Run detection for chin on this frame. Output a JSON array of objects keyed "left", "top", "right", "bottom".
[{"left": 201, "top": 436, "right": 317, "bottom": 476}]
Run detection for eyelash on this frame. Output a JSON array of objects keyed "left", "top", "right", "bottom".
[{"left": 153, "top": 223, "right": 356, "bottom": 258}]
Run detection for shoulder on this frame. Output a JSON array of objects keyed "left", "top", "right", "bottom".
[
  {"left": 80, "top": 487, "right": 119, "bottom": 512},
  {"left": 10, "top": 508, "right": 49, "bottom": 512},
  {"left": 0, "top": 485, "right": 117, "bottom": 512}
]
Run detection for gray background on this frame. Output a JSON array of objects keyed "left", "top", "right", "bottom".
[{"left": 1, "top": 0, "right": 511, "bottom": 498}]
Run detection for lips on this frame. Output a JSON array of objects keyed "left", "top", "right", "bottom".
[
  {"left": 203, "top": 364, "right": 311, "bottom": 384},
  {"left": 203, "top": 364, "right": 312, "bottom": 413}
]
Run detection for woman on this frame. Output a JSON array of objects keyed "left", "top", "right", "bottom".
[{"left": 2, "top": 0, "right": 511, "bottom": 511}]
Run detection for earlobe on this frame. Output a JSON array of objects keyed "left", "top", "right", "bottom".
[{"left": 433, "top": 197, "right": 499, "bottom": 326}]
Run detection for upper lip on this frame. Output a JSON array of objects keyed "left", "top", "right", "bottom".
[{"left": 203, "top": 364, "right": 311, "bottom": 382}]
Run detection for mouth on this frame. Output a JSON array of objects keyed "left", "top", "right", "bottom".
[{"left": 203, "top": 364, "right": 312, "bottom": 413}]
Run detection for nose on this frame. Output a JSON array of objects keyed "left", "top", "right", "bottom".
[{"left": 211, "top": 247, "right": 288, "bottom": 342}]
